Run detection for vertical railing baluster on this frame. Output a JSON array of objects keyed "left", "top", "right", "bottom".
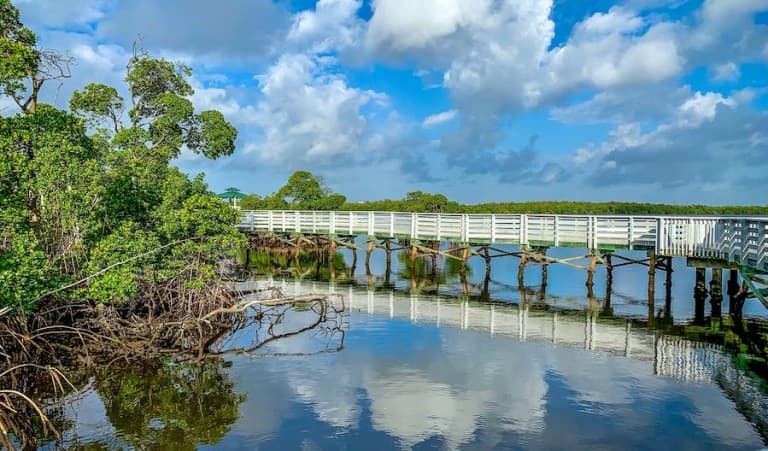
[
  {"left": 368, "top": 211, "right": 374, "bottom": 237},
  {"left": 491, "top": 214, "right": 497, "bottom": 243}
]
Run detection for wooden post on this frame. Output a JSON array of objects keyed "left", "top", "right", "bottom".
[
  {"left": 483, "top": 246, "right": 491, "bottom": 281},
  {"left": 350, "top": 245, "right": 358, "bottom": 277},
  {"left": 481, "top": 271, "right": 491, "bottom": 301},
  {"left": 647, "top": 251, "right": 656, "bottom": 297},
  {"left": 604, "top": 262, "right": 613, "bottom": 316},
  {"left": 694, "top": 267, "right": 707, "bottom": 298},
  {"left": 694, "top": 267, "right": 707, "bottom": 325},
  {"left": 647, "top": 252, "right": 656, "bottom": 327},
  {"left": 365, "top": 239, "right": 375, "bottom": 274},
  {"left": 586, "top": 252, "right": 597, "bottom": 290},
  {"left": 383, "top": 240, "right": 392, "bottom": 286},
  {"left": 460, "top": 247, "right": 470, "bottom": 276},
  {"left": 518, "top": 249, "right": 527, "bottom": 288},
  {"left": 540, "top": 261, "right": 548, "bottom": 301},
  {"left": 710, "top": 268, "right": 723, "bottom": 318}
]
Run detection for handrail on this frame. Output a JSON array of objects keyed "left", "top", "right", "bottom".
[{"left": 236, "top": 210, "right": 768, "bottom": 271}]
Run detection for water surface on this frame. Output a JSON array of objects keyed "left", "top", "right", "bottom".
[{"left": 55, "top": 274, "right": 768, "bottom": 450}]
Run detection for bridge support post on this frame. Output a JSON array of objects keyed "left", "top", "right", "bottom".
[
  {"left": 518, "top": 249, "right": 527, "bottom": 288},
  {"left": 648, "top": 251, "right": 656, "bottom": 298},
  {"left": 384, "top": 239, "right": 392, "bottom": 279},
  {"left": 604, "top": 253, "right": 613, "bottom": 286},
  {"left": 483, "top": 246, "right": 492, "bottom": 282},
  {"left": 647, "top": 251, "right": 657, "bottom": 327},
  {"left": 694, "top": 268, "right": 707, "bottom": 324},
  {"left": 365, "top": 239, "right": 375, "bottom": 274},
  {"left": 460, "top": 247, "right": 470, "bottom": 277},
  {"left": 541, "top": 251, "right": 549, "bottom": 291},
  {"left": 727, "top": 269, "right": 749, "bottom": 319},
  {"left": 710, "top": 268, "right": 723, "bottom": 318},
  {"left": 350, "top": 245, "right": 358, "bottom": 277},
  {"left": 603, "top": 252, "right": 613, "bottom": 313},
  {"left": 481, "top": 270, "right": 491, "bottom": 301},
  {"left": 586, "top": 252, "right": 597, "bottom": 291}
]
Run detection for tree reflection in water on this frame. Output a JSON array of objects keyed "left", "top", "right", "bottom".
[{"left": 83, "top": 359, "right": 244, "bottom": 450}]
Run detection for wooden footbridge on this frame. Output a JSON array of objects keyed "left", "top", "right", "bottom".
[{"left": 238, "top": 210, "right": 768, "bottom": 309}]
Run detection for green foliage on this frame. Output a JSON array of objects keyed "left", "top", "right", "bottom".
[
  {"left": 0, "top": 232, "right": 61, "bottom": 312},
  {"left": 69, "top": 83, "right": 124, "bottom": 134},
  {"left": 82, "top": 224, "right": 161, "bottom": 303},
  {"left": 0, "top": 1, "right": 242, "bottom": 309},
  {"left": 248, "top": 170, "right": 346, "bottom": 210},
  {"left": 276, "top": 170, "right": 326, "bottom": 208},
  {"left": 0, "top": 0, "right": 38, "bottom": 108},
  {"left": 339, "top": 198, "right": 768, "bottom": 216}
]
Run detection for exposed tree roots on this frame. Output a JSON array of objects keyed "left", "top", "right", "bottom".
[{"left": 0, "top": 269, "right": 346, "bottom": 449}]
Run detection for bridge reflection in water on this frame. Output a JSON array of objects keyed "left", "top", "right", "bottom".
[{"left": 256, "top": 277, "right": 768, "bottom": 439}]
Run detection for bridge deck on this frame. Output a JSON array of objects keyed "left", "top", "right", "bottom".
[{"left": 238, "top": 210, "right": 768, "bottom": 271}]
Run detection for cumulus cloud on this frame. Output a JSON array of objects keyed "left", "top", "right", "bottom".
[
  {"left": 244, "top": 54, "right": 389, "bottom": 166},
  {"left": 579, "top": 92, "right": 768, "bottom": 188},
  {"left": 287, "top": 0, "right": 364, "bottom": 54}
]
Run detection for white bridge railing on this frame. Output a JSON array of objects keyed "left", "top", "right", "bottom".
[{"left": 238, "top": 210, "right": 768, "bottom": 270}]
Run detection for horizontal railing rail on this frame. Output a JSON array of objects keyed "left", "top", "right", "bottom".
[{"left": 236, "top": 210, "right": 768, "bottom": 271}]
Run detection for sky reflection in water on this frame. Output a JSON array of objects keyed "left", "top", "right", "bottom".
[{"left": 60, "top": 273, "right": 768, "bottom": 450}]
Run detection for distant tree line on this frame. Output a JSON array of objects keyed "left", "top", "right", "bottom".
[{"left": 240, "top": 171, "right": 768, "bottom": 216}]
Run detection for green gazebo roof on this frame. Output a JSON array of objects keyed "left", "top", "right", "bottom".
[{"left": 216, "top": 188, "right": 247, "bottom": 199}]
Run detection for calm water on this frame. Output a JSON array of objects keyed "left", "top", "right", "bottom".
[{"left": 50, "top": 245, "right": 768, "bottom": 449}]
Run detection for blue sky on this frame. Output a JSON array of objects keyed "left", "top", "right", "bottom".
[{"left": 9, "top": 0, "right": 768, "bottom": 204}]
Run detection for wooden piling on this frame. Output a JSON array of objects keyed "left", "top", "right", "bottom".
[
  {"left": 586, "top": 253, "right": 597, "bottom": 290},
  {"left": 483, "top": 246, "right": 492, "bottom": 281},
  {"left": 460, "top": 247, "right": 470, "bottom": 276},
  {"left": 350, "top": 246, "right": 358, "bottom": 277},
  {"left": 365, "top": 239, "right": 375, "bottom": 273},
  {"left": 647, "top": 251, "right": 656, "bottom": 297},
  {"left": 710, "top": 268, "right": 723, "bottom": 317},
  {"left": 518, "top": 250, "right": 527, "bottom": 287},
  {"left": 694, "top": 267, "right": 707, "bottom": 324}
]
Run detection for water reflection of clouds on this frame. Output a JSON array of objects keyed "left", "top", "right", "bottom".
[
  {"left": 61, "top": 279, "right": 761, "bottom": 449},
  {"left": 222, "top": 283, "right": 763, "bottom": 449}
]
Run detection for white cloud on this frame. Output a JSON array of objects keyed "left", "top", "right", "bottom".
[
  {"left": 574, "top": 6, "right": 645, "bottom": 36},
  {"left": 676, "top": 91, "right": 736, "bottom": 127},
  {"left": 367, "top": 0, "right": 493, "bottom": 53},
  {"left": 422, "top": 109, "right": 458, "bottom": 128},
  {"left": 545, "top": 19, "right": 683, "bottom": 91},
  {"left": 246, "top": 54, "right": 388, "bottom": 165},
  {"left": 288, "top": 0, "right": 364, "bottom": 54}
]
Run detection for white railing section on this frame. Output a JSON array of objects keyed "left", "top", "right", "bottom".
[{"left": 237, "top": 211, "right": 768, "bottom": 270}]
